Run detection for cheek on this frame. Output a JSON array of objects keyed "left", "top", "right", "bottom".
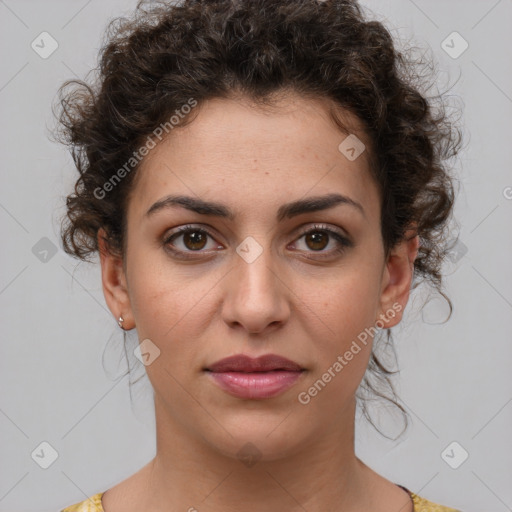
[
  {"left": 126, "top": 249, "right": 220, "bottom": 361},
  {"left": 305, "top": 265, "right": 382, "bottom": 340},
  {"left": 127, "top": 270, "right": 214, "bottom": 409},
  {"left": 295, "top": 281, "right": 377, "bottom": 412},
  {"left": 130, "top": 273, "right": 209, "bottom": 340},
  {"left": 293, "top": 262, "right": 382, "bottom": 391}
]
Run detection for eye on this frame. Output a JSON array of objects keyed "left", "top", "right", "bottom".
[
  {"left": 163, "top": 225, "right": 223, "bottom": 254},
  {"left": 290, "top": 224, "right": 352, "bottom": 257},
  {"left": 162, "top": 223, "right": 352, "bottom": 261}
]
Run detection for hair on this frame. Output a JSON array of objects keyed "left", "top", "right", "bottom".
[{"left": 53, "top": 0, "right": 463, "bottom": 438}]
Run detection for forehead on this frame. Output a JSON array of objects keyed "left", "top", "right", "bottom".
[{"left": 129, "top": 93, "right": 379, "bottom": 223}]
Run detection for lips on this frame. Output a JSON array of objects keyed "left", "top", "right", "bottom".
[
  {"left": 206, "top": 354, "right": 303, "bottom": 373},
  {"left": 204, "top": 354, "right": 305, "bottom": 400}
]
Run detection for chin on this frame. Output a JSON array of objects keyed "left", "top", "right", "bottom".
[{"left": 199, "top": 412, "right": 314, "bottom": 463}]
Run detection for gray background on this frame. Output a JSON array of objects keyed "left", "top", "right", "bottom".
[{"left": 1, "top": 1, "right": 511, "bottom": 511}]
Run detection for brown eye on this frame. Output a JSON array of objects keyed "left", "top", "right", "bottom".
[
  {"left": 304, "top": 231, "right": 329, "bottom": 250},
  {"left": 290, "top": 224, "right": 353, "bottom": 258},
  {"left": 164, "top": 226, "right": 221, "bottom": 254},
  {"left": 183, "top": 230, "right": 208, "bottom": 250}
]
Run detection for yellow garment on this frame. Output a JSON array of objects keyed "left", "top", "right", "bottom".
[{"left": 61, "top": 490, "right": 461, "bottom": 511}]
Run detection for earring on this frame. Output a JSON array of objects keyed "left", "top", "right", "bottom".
[{"left": 118, "top": 316, "right": 124, "bottom": 329}]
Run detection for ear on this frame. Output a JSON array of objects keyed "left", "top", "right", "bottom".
[
  {"left": 98, "top": 228, "right": 135, "bottom": 330},
  {"left": 377, "top": 229, "right": 419, "bottom": 328}
]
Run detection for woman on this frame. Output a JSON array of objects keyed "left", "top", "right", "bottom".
[{"left": 57, "top": 0, "right": 462, "bottom": 510}]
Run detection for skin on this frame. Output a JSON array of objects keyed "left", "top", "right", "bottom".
[{"left": 98, "top": 92, "right": 418, "bottom": 512}]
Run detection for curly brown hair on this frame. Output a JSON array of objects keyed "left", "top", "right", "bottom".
[{"left": 53, "top": 0, "right": 463, "bottom": 437}]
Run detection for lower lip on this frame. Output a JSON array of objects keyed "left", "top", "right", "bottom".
[{"left": 206, "top": 370, "right": 304, "bottom": 399}]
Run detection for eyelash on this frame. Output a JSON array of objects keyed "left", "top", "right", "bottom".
[
  {"left": 294, "top": 223, "right": 352, "bottom": 258},
  {"left": 162, "top": 223, "right": 352, "bottom": 260}
]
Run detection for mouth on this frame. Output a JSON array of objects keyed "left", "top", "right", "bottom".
[{"left": 204, "top": 354, "right": 305, "bottom": 399}]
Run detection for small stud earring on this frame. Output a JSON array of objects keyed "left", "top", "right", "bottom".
[{"left": 118, "top": 316, "right": 124, "bottom": 329}]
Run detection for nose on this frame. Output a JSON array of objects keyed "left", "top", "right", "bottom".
[{"left": 221, "top": 246, "right": 290, "bottom": 335}]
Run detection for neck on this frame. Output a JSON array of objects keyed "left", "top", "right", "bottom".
[{"left": 142, "top": 395, "right": 372, "bottom": 512}]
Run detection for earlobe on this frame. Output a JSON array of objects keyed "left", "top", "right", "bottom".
[
  {"left": 98, "top": 228, "right": 135, "bottom": 330},
  {"left": 378, "top": 231, "right": 419, "bottom": 328}
]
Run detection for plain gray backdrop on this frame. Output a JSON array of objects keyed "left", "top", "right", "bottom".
[{"left": 1, "top": 1, "right": 511, "bottom": 511}]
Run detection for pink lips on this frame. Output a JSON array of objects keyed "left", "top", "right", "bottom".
[{"left": 205, "top": 354, "right": 305, "bottom": 399}]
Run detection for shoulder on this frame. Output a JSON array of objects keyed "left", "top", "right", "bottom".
[
  {"left": 411, "top": 491, "right": 462, "bottom": 512},
  {"left": 59, "top": 489, "right": 461, "bottom": 512},
  {"left": 60, "top": 492, "right": 105, "bottom": 512}
]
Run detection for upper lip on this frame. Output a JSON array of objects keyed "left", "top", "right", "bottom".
[{"left": 205, "top": 354, "right": 303, "bottom": 373}]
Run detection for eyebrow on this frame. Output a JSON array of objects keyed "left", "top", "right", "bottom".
[{"left": 145, "top": 193, "right": 365, "bottom": 220}]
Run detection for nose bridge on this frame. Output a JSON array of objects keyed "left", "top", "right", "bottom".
[
  {"left": 238, "top": 247, "right": 277, "bottom": 300},
  {"left": 222, "top": 240, "right": 290, "bottom": 334}
]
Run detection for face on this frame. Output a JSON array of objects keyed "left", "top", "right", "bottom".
[{"left": 100, "top": 93, "right": 418, "bottom": 461}]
